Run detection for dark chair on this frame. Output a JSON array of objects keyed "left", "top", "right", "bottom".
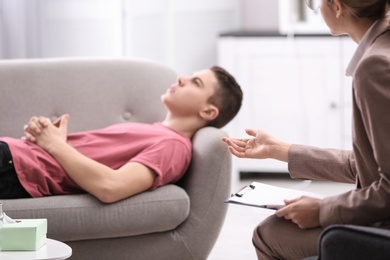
[{"left": 305, "top": 224, "right": 390, "bottom": 260}]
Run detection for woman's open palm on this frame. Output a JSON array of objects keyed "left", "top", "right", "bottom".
[{"left": 222, "top": 129, "right": 275, "bottom": 159}]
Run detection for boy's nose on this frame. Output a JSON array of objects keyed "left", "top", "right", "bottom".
[{"left": 177, "top": 76, "right": 186, "bottom": 86}]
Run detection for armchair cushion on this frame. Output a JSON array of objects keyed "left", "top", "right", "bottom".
[{"left": 4, "top": 185, "right": 189, "bottom": 241}]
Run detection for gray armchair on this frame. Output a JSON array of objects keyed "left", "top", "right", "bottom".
[
  {"left": 305, "top": 225, "right": 390, "bottom": 260},
  {"left": 0, "top": 58, "right": 232, "bottom": 259}
]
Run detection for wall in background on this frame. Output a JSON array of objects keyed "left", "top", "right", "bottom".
[
  {"left": 0, "top": 0, "right": 330, "bottom": 73},
  {"left": 278, "top": 0, "right": 329, "bottom": 34},
  {"left": 0, "top": 0, "right": 2, "bottom": 58},
  {"left": 241, "top": 0, "right": 279, "bottom": 31},
  {"left": 0, "top": 0, "right": 241, "bottom": 76},
  {"left": 120, "top": 0, "right": 241, "bottom": 75},
  {"left": 240, "top": 0, "right": 329, "bottom": 34},
  {"left": 0, "top": 0, "right": 40, "bottom": 59}
]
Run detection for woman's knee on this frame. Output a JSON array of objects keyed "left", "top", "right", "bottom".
[
  {"left": 252, "top": 215, "right": 282, "bottom": 259},
  {"left": 252, "top": 214, "right": 322, "bottom": 260}
]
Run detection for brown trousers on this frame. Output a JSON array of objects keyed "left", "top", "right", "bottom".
[{"left": 252, "top": 214, "right": 323, "bottom": 260}]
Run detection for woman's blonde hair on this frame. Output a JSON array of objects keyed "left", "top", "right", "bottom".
[{"left": 341, "top": 0, "right": 389, "bottom": 20}]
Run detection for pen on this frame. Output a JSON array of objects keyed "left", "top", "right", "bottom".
[{"left": 264, "top": 204, "right": 283, "bottom": 210}]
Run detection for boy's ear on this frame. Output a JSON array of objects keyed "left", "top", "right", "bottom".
[{"left": 200, "top": 105, "right": 219, "bottom": 121}]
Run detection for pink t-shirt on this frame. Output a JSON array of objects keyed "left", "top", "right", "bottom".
[{"left": 1, "top": 123, "right": 192, "bottom": 197}]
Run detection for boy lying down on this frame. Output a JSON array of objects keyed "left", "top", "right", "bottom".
[{"left": 0, "top": 66, "right": 242, "bottom": 203}]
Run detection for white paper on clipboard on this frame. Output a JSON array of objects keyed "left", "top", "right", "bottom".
[{"left": 225, "top": 181, "right": 324, "bottom": 210}]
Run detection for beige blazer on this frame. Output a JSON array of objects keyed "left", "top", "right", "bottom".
[{"left": 288, "top": 14, "right": 390, "bottom": 229}]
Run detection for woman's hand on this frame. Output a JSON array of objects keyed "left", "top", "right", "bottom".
[
  {"left": 276, "top": 196, "right": 322, "bottom": 229},
  {"left": 222, "top": 129, "right": 291, "bottom": 162}
]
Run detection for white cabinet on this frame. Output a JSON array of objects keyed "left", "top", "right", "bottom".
[{"left": 218, "top": 35, "right": 356, "bottom": 176}]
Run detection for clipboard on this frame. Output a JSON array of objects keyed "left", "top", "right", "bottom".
[{"left": 225, "top": 181, "right": 324, "bottom": 210}]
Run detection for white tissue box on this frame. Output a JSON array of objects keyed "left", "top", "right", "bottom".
[{"left": 2, "top": 219, "right": 47, "bottom": 251}]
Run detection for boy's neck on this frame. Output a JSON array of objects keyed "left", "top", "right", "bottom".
[{"left": 162, "top": 116, "right": 204, "bottom": 139}]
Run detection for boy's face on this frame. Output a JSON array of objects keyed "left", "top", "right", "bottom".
[{"left": 161, "top": 69, "right": 218, "bottom": 117}]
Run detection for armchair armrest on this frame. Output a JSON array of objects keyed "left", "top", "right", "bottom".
[{"left": 176, "top": 126, "right": 232, "bottom": 259}]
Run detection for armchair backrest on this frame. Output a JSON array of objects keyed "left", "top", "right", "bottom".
[{"left": 0, "top": 58, "right": 176, "bottom": 137}]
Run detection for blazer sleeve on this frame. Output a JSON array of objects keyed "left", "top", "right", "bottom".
[{"left": 288, "top": 144, "right": 357, "bottom": 183}]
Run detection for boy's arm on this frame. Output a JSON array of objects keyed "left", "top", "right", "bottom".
[
  {"left": 25, "top": 115, "right": 155, "bottom": 203},
  {"left": 48, "top": 141, "right": 155, "bottom": 203}
]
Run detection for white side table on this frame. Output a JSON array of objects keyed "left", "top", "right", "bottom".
[{"left": 0, "top": 238, "right": 72, "bottom": 260}]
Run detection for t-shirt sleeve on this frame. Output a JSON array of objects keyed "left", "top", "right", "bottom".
[{"left": 129, "top": 139, "right": 192, "bottom": 190}]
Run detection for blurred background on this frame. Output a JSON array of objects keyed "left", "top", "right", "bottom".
[
  {"left": 0, "top": 0, "right": 328, "bottom": 75},
  {"left": 0, "top": 0, "right": 356, "bottom": 182},
  {"left": 1, "top": 1, "right": 358, "bottom": 258}
]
